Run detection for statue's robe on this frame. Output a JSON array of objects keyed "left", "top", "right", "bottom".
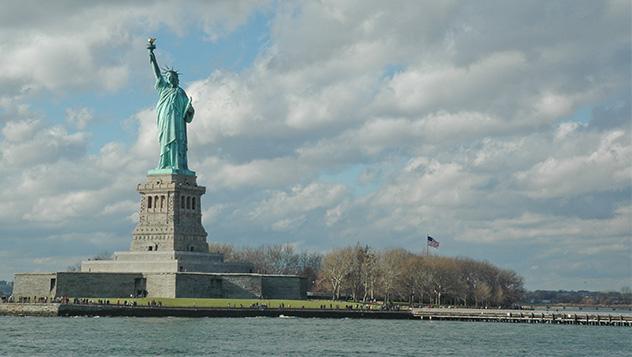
[{"left": 155, "top": 76, "right": 193, "bottom": 171}]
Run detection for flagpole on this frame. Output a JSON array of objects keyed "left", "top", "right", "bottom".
[{"left": 426, "top": 233, "right": 429, "bottom": 257}]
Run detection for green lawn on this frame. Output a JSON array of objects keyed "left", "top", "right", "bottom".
[{"left": 86, "top": 297, "right": 379, "bottom": 310}]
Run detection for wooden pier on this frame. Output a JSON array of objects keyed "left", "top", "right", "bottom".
[{"left": 412, "top": 308, "right": 632, "bottom": 327}]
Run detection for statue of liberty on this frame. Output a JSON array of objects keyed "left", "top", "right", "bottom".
[{"left": 147, "top": 38, "right": 195, "bottom": 176}]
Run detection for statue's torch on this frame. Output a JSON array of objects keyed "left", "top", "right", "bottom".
[{"left": 147, "top": 37, "right": 156, "bottom": 51}]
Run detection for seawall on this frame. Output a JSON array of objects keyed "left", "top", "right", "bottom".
[
  {"left": 57, "top": 304, "right": 413, "bottom": 319},
  {"left": 3, "top": 304, "right": 631, "bottom": 326},
  {"left": 0, "top": 303, "right": 411, "bottom": 319},
  {"left": 0, "top": 303, "right": 59, "bottom": 317}
]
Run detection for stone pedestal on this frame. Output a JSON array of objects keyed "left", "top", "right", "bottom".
[
  {"left": 132, "top": 174, "right": 208, "bottom": 253},
  {"left": 81, "top": 174, "right": 252, "bottom": 274}
]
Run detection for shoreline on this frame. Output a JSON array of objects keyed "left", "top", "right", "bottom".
[
  {"left": 59, "top": 304, "right": 413, "bottom": 319},
  {"left": 2, "top": 303, "right": 632, "bottom": 326},
  {"left": 0, "top": 303, "right": 411, "bottom": 319}
]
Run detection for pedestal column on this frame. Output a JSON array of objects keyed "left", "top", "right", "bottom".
[{"left": 132, "top": 174, "right": 208, "bottom": 252}]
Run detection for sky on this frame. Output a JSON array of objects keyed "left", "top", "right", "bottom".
[{"left": 0, "top": 0, "right": 630, "bottom": 291}]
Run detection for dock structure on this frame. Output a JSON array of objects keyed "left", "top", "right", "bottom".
[{"left": 412, "top": 308, "right": 632, "bottom": 327}]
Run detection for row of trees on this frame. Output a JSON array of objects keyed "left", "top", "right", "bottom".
[
  {"left": 210, "top": 243, "right": 525, "bottom": 307},
  {"left": 318, "top": 245, "right": 524, "bottom": 307},
  {"left": 208, "top": 243, "right": 322, "bottom": 290}
]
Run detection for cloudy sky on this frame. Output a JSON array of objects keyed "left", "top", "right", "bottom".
[{"left": 0, "top": 0, "right": 630, "bottom": 291}]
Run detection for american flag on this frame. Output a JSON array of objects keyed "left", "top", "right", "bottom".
[{"left": 427, "top": 236, "right": 440, "bottom": 248}]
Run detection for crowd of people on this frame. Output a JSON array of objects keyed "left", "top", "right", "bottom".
[{"left": 0, "top": 295, "right": 163, "bottom": 307}]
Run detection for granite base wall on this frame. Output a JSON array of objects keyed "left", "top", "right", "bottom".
[
  {"left": 13, "top": 273, "right": 56, "bottom": 299},
  {"left": 145, "top": 273, "right": 176, "bottom": 298},
  {"left": 179, "top": 262, "right": 253, "bottom": 274},
  {"left": 221, "top": 275, "right": 262, "bottom": 298},
  {"left": 56, "top": 273, "right": 143, "bottom": 298},
  {"left": 262, "top": 276, "right": 307, "bottom": 300},
  {"left": 13, "top": 272, "right": 306, "bottom": 300},
  {"left": 174, "top": 274, "right": 223, "bottom": 298}
]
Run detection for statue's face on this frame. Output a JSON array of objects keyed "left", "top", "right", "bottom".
[{"left": 166, "top": 71, "right": 179, "bottom": 87}]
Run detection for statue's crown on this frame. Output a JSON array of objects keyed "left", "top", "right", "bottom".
[{"left": 162, "top": 66, "right": 180, "bottom": 77}]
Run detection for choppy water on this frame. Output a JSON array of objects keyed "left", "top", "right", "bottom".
[{"left": 1, "top": 316, "right": 630, "bottom": 356}]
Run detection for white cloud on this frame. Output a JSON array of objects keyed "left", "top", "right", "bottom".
[
  {"left": 373, "top": 160, "right": 486, "bottom": 208},
  {"left": 458, "top": 206, "right": 631, "bottom": 243},
  {"left": 0, "top": 121, "right": 88, "bottom": 167},
  {"left": 202, "top": 204, "right": 224, "bottom": 226},
  {"left": 324, "top": 200, "right": 353, "bottom": 227},
  {"left": 1, "top": 118, "right": 41, "bottom": 141},
  {"left": 375, "top": 51, "right": 528, "bottom": 115},
  {"left": 535, "top": 92, "right": 574, "bottom": 120},
  {"left": 200, "top": 156, "right": 312, "bottom": 190},
  {"left": 25, "top": 191, "right": 99, "bottom": 222},
  {"left": 102, "top": 200, "right": 137, "bottom": 217},
  {"left": 186, "top": 73, "right": 259, "bottom": 143},
  {"left": 515, "top": 130, "right": 631, "bottom": 198},
  {"left": 249, "top": 182, "right": 347, "bottom": 228},
  {"left": 65, "top": 107, "right": 93, "bottom": 130},
  {"left": 555, "top": 122, "right": 581, "bottom": 141}
]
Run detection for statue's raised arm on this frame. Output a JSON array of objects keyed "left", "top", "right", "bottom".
[{"left": 147, "top": 38, "right": 161, "bottom": 80}]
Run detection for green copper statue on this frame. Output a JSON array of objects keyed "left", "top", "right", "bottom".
[{"left": 147, "top": 38, "right": 195, "bottom": 176}]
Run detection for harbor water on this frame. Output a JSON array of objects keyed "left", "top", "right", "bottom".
[{"left": 1, "top": 316, "right": 630, "bottom": 356}]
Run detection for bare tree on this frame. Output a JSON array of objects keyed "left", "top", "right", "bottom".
[
  {"left": 66, "top": 263, "right": 81, "bottom": 272},
  {"left": 378, "top": 248, "right": 413, "bottom": 304},
  {"left": 322, "top": 247, "right": 355, "bottom": 300},
  {"left": 361, "top": 249, "right": 379, "bottom": 302},
  {"left": 473, "top": 281, "right": 492, "bottom": 307},
  {"left": 395, "top": 255, "right": 422, "bottom": 304},
  {"left": 411, "top": 257, "right": 433, "bottom": 305},
  {"left": 494, "top": 269, "right": 524, "bottom": 306},
  {"left": 208, "top": 242, "right": 239, "bottom": 261}
]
